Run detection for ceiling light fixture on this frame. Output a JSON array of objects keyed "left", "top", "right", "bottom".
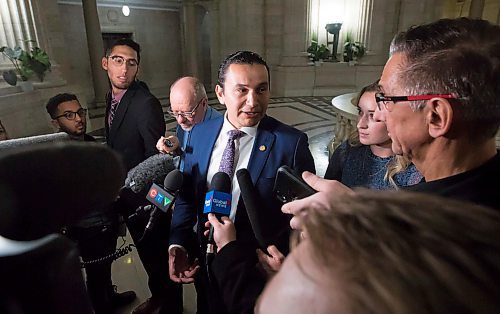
[{"left": 122, "top": 3, "right": 130, "bottom": 17}]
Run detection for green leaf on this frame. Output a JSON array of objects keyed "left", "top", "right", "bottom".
[{"left": 2, "top": 70, "right": 17, "bottom": 86}]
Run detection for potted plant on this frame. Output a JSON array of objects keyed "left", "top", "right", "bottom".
[
  {"left": 307, "top": 41, "right": 331, "bottom": 64},
  {"left": 0, "top": 44, "right": 51, "bottom": 88},
  {"left": 343, "top": 34, "right": 366, "bottom": 65}
]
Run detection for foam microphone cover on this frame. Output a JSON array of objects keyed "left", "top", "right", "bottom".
[
  {"left": 236, "top": 168, "right": 270, "bottom": 249},
  {"left": 0, "top": 142, "right": 126, "bottom": 241},
  {"left": 125, "top": 153, "right": 176, "bottom": 194},
  {"left": 236, "top": 168, "right": 289, "bottom": 254},
  {"left": 211, "top": 172, "right": 231, "bottom": 194},
  {"left": 163, "top": 169, "right": 184, "bottom": 193},
  {"left": 0, "top": 132, "right": 70, "bottom": 150}
]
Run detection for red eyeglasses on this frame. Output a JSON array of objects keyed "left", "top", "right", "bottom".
[{"left": 375, "top": 92, "right": 460, "bottom": 111}]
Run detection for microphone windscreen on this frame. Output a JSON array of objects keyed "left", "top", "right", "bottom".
[
  {"left": 163, "top": 169, "right": 183, "bottom": 192},
  {"left": 0, "top": 132, "right": 70, "bottom": 150},
  {"left": 203, "top": 172, "right": 232, "bottom": 216},
  {"left": 211, "top": 172, "right": 231, "bottom": 193},
  {"left": 236, "top": 168, "right": 269, "bottom": 249},
  {"left": 125, "top": 154, "right": 176, "bottom": 194},
  {"left": 0, "top": 142, "right": 126, "bottom": 241}
]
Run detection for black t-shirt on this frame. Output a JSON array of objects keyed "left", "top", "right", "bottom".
[{"left": 406, "top": 152, "right": 500, "bottom": 211}]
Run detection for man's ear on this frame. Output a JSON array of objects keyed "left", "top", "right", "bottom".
[
  {"left": 101, "top": 57, "right": 108, "bottom": 71},
  {"left": 215, "top": 85, "right": 225, "bottom": 105},
  {"left": 427, "top": 98, "right": 453, "bottom": 138},
  {"left": 50, "top": 119, "right": 60, "bottom": 131}
]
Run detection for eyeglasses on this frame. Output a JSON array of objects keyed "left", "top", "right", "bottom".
[
  {"left": 55, "top": 108, "right": 87, "bottom": 120},
  {"left": 168, "top": 98, "right": 204, "bottom": 119},
  {"left": 108, "top": 55, "right": 139, "bottom": 67},
  {"left": 375, "top": 92, "right": 460, "bottom": 111}
]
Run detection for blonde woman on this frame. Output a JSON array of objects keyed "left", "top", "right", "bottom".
[{"left": 325, "top": 81, "right": 421, "bottom": 188}]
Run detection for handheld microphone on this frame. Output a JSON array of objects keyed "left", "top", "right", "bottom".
[
  {"left": 203, "top": 172, "right": 232, "bottom": 255},
  {"left": 237, "top": 168, "right": 290, "bottom": 255},
  {"left": 141, "top": 169, "right": 183, "bottom": 240},
  {"left": 125, "top": 153, "right": 176, "bottom": 194}
]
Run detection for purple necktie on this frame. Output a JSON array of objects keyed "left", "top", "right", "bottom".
[
  {"left": 219, "top": 129, "right": 243, "bottom": 178},
  {"left": 108, "top": 97, "right": 119, "bottom": 127}
]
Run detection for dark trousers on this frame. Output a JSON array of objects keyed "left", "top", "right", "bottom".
[
  {"left": 68, "top": 222, "right": 118, "bottom": 314},
  {"left": 118, "top": 189, "right": 183, "bottom": 314}
]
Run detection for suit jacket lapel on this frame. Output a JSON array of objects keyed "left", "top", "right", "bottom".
[
  {"left": 197, "top": 117, "right": 223, "bottom": 179},
  {"left": 247, "top": 116, "right": 275, "bottom": 183}
]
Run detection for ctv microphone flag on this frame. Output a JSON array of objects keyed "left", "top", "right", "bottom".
[{"left": 146, "top": 183, "right": 175, "bottom": 213}]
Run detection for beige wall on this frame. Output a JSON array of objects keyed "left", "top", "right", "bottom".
[
  {"left": 3, "top": 0, "right": 498, "bottom": 138},
  {"left": 59, "top": 3, "right": 182, "bottom": 101}
]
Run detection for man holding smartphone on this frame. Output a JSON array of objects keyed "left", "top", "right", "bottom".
[{"left": 156, "top": 76, "right": 221, "bottom": 171}]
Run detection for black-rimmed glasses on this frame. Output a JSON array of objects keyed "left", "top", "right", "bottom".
[
  {"left": 168, "top": 98, "right": 204, "bottom": 119},
  {"left": 375, "top": 92, "right": 460, "bottom": 111},
  {"left": 55, "top": 108, "right": 87, "bottom": 120},
  {"left": 108, "top": 55, "right": 139, "bottom": 67}
]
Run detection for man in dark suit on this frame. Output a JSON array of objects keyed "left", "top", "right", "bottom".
[
  {"left": 168, "top": 51, "right": 315, "bottom": 314},
  {"left": 102, "top": 39, "right": 182, "bottom": 314},
  {"left": 102, "top": 38, "right": 165, "bottom": 171}
]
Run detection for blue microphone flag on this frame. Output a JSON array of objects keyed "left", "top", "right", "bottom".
[{"left": 203, "top": 190, "right": 231, "bottom": 215}]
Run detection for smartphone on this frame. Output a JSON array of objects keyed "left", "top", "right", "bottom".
[
  {"left": 164, "top": 138, "right": 174, "bottom": 148},
  {"left": 273, "top": 165, "right": 315, "bottom": 203}
]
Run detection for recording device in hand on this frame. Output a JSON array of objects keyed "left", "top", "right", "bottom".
[
  {"left": 273, "top": 165, "right": 315, "bottom": 203},
  {"left": 203, "top": 172, "right": 232, "bottom": 255},
  {"left": 141, "top": 169, "right": 183, "bottom": 240},
  {"left": 164, "top": 138, "right": 174, "bottom": 148},
  {"left": 236, "top": 168, "right": 269, "bottom": 251},
  {"left": 238, "top": 168, "right": 295, "bottom": 255},
  {"left": 125, "top": 153, "right": 176, "bottom": 194}
]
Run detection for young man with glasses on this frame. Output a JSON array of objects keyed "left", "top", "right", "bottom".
[
  {"left": 46, "top": 93, "right": 90, "bottom": 141},
  {"left": 156, "top": 76, "right": 221, "bottom": 171},
  {"left": 101, "top": 39, "right": 183, "bottom": 314},
  {"left": 45, "top": 93, "right": 136, "bottom": 313},
  {"left": 101, "top": 38, "right": 165, "bottom": 171}
]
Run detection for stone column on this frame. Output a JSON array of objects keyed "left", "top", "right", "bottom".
[
  {"left": 0, "top": 0, "right": 36, "bottom": 56},
  {"left": 469, "top": 0, "right": 485, "bottom": 18},
  {"left": 280, "top": 0, "right": 310, "bottom": 66},
  {"left": 357, "top": 0, "right": 374, "bottom": 48},
  {"left": 206, "top": 0, "right": 221, "bottom": 89},
  {"left": 181, "top": 0, "right": 200, "bottom": 77},
  {"left": 82, "top": 0, "right": 108, "bottom": 107}
]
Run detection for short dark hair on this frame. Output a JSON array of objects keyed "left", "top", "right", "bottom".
[
  {"left": 46, "top": 93, "right": 79, "bottom": 119},
  {"left": 390, "top": 18, "right": 500, "bottom": 138},
  {"left": 217, "top": 51, "right": 270, "bottom": 88},
  {"left": 105, "top": 38, "right": 141, "bottom": 64}
]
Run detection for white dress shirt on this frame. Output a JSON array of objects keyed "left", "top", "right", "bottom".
[{"left": 206, "top": 114, "right": 258, "bottom": 221}]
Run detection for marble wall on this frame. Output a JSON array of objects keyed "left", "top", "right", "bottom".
[{"left": 1, "top": 0, "right": 498, "bottom": 138}]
